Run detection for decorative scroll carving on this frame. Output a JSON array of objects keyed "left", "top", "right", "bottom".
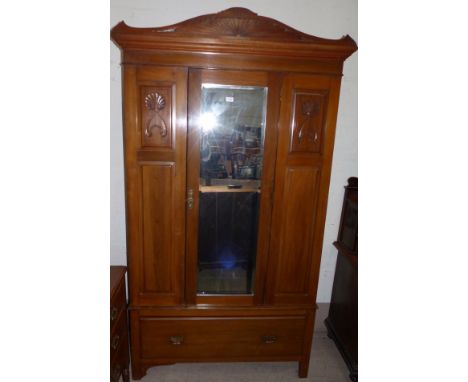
[
  {"left": 141, "top": 86, "right": 172, "bottom": 148},
  {"left": 290, "top": 91, "right": 328, "bottom": 153},
  {"left": 298, "top": 101, "right": 318, "bottom": 143},
  {"left": 144, "top": 92, "right": 168, "bottom": 138}
]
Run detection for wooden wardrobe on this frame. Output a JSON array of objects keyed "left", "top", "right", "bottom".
[{"left": 111, "top": 8, "right": 356, "bottom": 379}]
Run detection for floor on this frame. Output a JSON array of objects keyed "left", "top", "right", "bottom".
[{"left": 128, "top": 303, "right": 351, "bottom": 382}]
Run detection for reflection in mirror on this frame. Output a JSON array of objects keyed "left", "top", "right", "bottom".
[{"left": 197, "top": 84, "right": 267, "bottom": 295}]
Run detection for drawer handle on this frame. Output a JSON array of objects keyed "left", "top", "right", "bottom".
[
  {"left": 110, "top": 307, "right": 118, "bottom": 321},
  {"left": 262, "top": 335, "right": 277, "bottom": 344},
  {"left": 111, "top": 334, "right": 120, "bottom": 350},
  {"left": 170, "top": 335, "right": 184, "bottom": 345},
  {"left": 111, "top": 364, "right": 121, "bottom": 381}
]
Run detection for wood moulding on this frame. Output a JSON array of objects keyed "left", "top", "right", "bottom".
[{"left": 111, "top": 7, "right": 357, "bottom": 61}]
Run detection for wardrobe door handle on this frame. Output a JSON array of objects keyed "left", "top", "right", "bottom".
[
  {"left": 187, "top": 189, "right": 194, "bottom": 209},
  {"left": 170, "top": 335, "right": 184, "bottom": 345}
]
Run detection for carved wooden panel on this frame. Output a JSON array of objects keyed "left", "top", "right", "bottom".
[
  {"left": 275, "top": 167, "right": 320, "bottom": 295},
  {"left": 290, "top": 91, "right": 327, "bottom": 153},
  {"left": 147, "top": 7, "right": 323, "bottom": 41},
  {"left": 141, "top": 86, "right": 173, "bottom": 148},
  {"left": 140, "top": 163, "right": 175, "bottom": 298}
]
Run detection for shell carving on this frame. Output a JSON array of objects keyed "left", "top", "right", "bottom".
[
  {"left": 145, "top": 92, "right": 166, "bottom": 111},
  {"left": 144, "top": 92, "right": 168, "bottom": 138}
]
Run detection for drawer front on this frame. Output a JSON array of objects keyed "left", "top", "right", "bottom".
[
  {"left": 110, "top": 311, "right": 128, "bottom": 361},
  {"left": 140, "top": 316, "right": 306, "bottom": 359},
  {"left": 110, "top": 330, "right": 129, "bottom": 382},
  {"left": 110, "top": 280, "right": 126, "bottom": 330}
]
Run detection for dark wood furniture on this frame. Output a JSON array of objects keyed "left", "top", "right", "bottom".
[
  {"left": 111, "top": 8, "right": 356, "bottom": 379},
  {"left": 325, "top": 177, "right": 358, "bottom": 381},
  {"left": 110, "top": 266, "right": 130, "bottom": 382}
]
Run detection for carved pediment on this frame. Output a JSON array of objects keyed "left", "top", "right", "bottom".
[
  {"left": 152, "top": 7, "right": 331, "bottom": 42},
  {"left": 111, "top": 8, "right": 357, "bottom": 60}
]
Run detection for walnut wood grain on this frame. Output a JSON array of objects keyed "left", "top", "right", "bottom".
[
  {"left": 266, "top": 73, "right": 342, "bottom": 307},
  {"left": 139, "top": 316, "right": 306, "bottom": 359},
  {"left": 274, "top": 166, "right": 320, "bottom": 295},
  {"left": 122, "top": 50, "right": 345, "bottom": 76},
  {"left": 141, "top": 163, "right": 174, "bottom": 293},
  {"left": 123, "top": 66, "right": 187, "bottom": 307}
]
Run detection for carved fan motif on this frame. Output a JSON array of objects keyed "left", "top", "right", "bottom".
[
  {"left": 210, "top": 18, "right": 256, "bottom": 37},
  {"left": 145, "top": 92, "right": 166, "bottom": 111},
  {"left": 150, "top": 8, "right": 328, "bottom": 41},
  {"left": 144, "top": 92, "right": 168, "bottom": 138}
]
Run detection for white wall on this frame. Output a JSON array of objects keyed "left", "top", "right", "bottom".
[{"left": 110, "top": 0, "right": 357, "bottom": 303}]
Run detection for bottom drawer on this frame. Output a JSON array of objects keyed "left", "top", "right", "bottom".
[
  {"left": 139, "top": 316, "right": 306, "bottom": 360},
  {"left": 110, "top": 330, "right": 129, "bottom": 382},
  {"left": 110, "top": 311, "right": 127, "bottom": 362}
]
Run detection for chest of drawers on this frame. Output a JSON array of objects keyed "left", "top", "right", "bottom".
[
  {"left": 110, "top": 266, "right": 130, "bottom": 382},
  {"left": 325, "top": 178, "right": 358, "bottom": 381}
]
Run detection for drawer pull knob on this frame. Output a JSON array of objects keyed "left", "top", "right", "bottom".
[
  {"left": 262, "top": 335, "right": 277, "bottom": 344},
  {"left": 170, "top": 335, "right": 184, "bottom": 345},
  {"left": 111, "top": 334, "right": 120, "bottom": 350},
  {"left": 111, "top": 364, "right": 121, "bottom": 381},
  {"left": 110, "top": 307, "right": 118, "bottom": 321}
]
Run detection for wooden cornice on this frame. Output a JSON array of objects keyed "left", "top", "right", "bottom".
[{"left": 111, "top": 8, "right": 357, "bottom": 61}]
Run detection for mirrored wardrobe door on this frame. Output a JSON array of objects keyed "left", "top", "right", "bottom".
[{"left": 186, "top": 69, "right": 280, "bottom": 306}]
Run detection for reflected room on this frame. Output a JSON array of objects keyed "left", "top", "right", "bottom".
[{"left": 197, "top": 84, "right": 267, "bottom": 295}]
